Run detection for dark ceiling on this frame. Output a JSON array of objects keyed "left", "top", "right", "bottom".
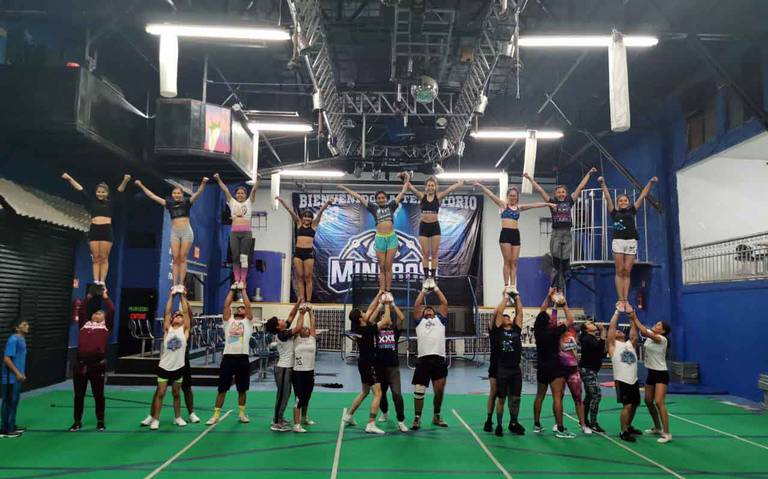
[{"left": 2, "top": 0, "right": 767, "bottom": 180}]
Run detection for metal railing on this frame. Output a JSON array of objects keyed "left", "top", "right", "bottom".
[
  {"left": 571, "top": 188, "right": 649, "bottom": 264},
  {"left": 682, "top": 232, "right": 768, "bottom": 284}
]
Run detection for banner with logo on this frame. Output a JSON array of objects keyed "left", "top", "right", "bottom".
[{"left": 291, "top": 192, "right": 483, "bottom": 303}]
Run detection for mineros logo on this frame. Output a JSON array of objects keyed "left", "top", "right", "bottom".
[{"left": 328, "top": 230, "right": 423, "bottom": 294}]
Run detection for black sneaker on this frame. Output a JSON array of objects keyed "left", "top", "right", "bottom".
[
  {"left": 411, "top": 417, "right": 421, "bottom": 431},
  {"left": 97, "top": 421, "right": 106, "bottom": 431},
  {"left": 483, "top": 419, "right": 493, "bottom": 432},
  {"left": 494, "top": 425, "right": 503, "bottom": 437},
  {"left": 627, "top": 426, "right": 643, "bottom": 436},
  {"left": 508, "top": 422, "right": 526, "bottom": 435},
  {"left": 619, "top": 431, "right": 637, "bottom": 442},
  {"left": 68, "top": 422, "right": 82, "bottom": 432},
  {"left": 432, "top": 415, "right": 448, "bottom": 427},
  {"left": 0, "top": 431, "right": 22, "bottom": 438},
  {"left": 591, "top": 423, "right": 606, "bottom": 433}
]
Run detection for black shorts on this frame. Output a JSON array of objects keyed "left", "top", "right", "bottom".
[
  {"left": 292, "top": 370, "right": 315, "bottom": 408},
  {"left": 615, "top": 380, "right": 640, "bottom": 405},
  {"left": 418, "top": 221, "right": 441, "bottom": 238},
  {"left": 496, "top": 366, "right": 522, "bottom": 399},
  {"left": 157, "top": 366, "right": 185, "bottom": 383},
  {"left": 499, "top": 227, "right": 521, "bottom": 246},
  {"left": 536, "top": 360, "right": 564, "bottom": 384},
  {"left": 487, "top": 361, "right": 497, "bottom": 380},
  {"left": 217, "top": 354, "right": 250, "bottom": 393},
  {"left": 645, "top": 369, "right": 669, "bottom": 386},
  {"left": 294, "top": 247, "right": 315, "bottom": 261},
  {"left": 411, "top": 355, "right": 448, "bottom": 386},
  {"left": 358, "top": 361, "right": 379, "bottom": 386},
  {"left": 89, "top": 223, "right": 113, "bottom": 242}
]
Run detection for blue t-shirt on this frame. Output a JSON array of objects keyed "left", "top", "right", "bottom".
[{"left": 2, "top": 334, "right": 27, "bottom": 384}]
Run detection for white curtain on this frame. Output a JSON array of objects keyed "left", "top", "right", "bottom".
[
  {"left": 608, "top": 30, "right": 631, "bottom": 132},
  {"left": 521, "top": 130, "right": 537, "bottom": 194},
  {"left": 159, "top": 34, "right": 179, "bottom": 98}
]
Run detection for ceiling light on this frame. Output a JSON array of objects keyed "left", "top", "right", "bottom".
[
  {"left": 436, "top": 171, "right": 504, "bottom": 180},
  {"left": 146, "top": 23, "right": 290, "bottom": 41},
  {"left": 279, "top": 170, "right": 344, "bottom": 178},
  {"left": 518, "top": 35, "right": 658, "bottom": 48},
  {"left": 248, "top": 121, "right": 313, "bottom": 133},
  {"left": 471, "top": 129, "right": 564, "bottom": 140},
  {"left": 475, "top": 94, "right": 489, "bottom": 115}
]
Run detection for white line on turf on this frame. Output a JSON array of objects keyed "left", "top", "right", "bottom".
[
  {"left": 563, "top": 412, "right": 685, "bottom": 479},
  {"left": 330, "top": 407, "right": 347, "bottom": 479},
  {"left": 669, "top": 412, "right": 768, "bottom": 452},
  {"left": 144, "top": 409, "right": 232, "bottom": 479},
  {"left": 452, "top": 409, "right": 513, "bottom": 479}
]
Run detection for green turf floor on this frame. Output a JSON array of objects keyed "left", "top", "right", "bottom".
[{"left": 1, "top": 390, "right": 767, "bottom": 479}]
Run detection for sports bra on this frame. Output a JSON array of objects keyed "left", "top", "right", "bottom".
[
  {"left": 81, "top": 190, "right": 114, "bottom": 218},
  {"left": 501, "top": 205, "right": 520, "bottom": 220},
  {"left": 420, "top": 195, "right": 440, "bottom": 214},
  {"left": 166, "top": 196, "right": 191, "bottom": 219},
  {"left": 296, "top": 224, "right": 316, "bottom": 239}
]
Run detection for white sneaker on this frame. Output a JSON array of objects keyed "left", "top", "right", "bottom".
[
  {"left": 293, "top": 424, "right": 307, "bottom": 433},
  {"left": 342, "top": 412, "right": 356, "bottom": 426},
  {"left": 304, "top": 302, "right": 313, "bottom": 311},
  {"left": 552, "top": 424, "right": 559, "bottom": 433},
  {"left": 552, "top": 292, "right": 565, "bottom": 305},
  {"left": 301, "top": 417, "right": 315, "bottom": 426},
  {"left": 175, "top": 417, "right": 187, "bottom": 427},
  {"left": 206, "top": 415, "right": 220, "bottom": 426},
  {"left": 645, "top": 428, "right": 662, "bottom": 436},
  {"left": 508, "top": 284, "right": 519, "bottom": 296},
  {"left": 423, "top": 278, "right": 435, "bottom": 291},
  {"left": 140, "top": 415, "right": 153, "bottom": 427},
  {"left": 238, "top": 281, "right": 246, "bottom": 290},
  {"left": 581, "top": 424, "right": 593, "bottom": 435},
  {"left": 365, "top": 422, "right": 385, "bottom": 434},
  {"left": 378, "top": 413, "right": 389, "bottom": 423},
  {"left": 188, "top": 412, "right": 201, "bottom": 424},
  {"left": 230, "top": 282, "right": 238, "bottom": 291},
  {"left": 239, "top": 414, "right": 250, "bottom": 423},
  {"left": 657, "top": 433, "right": 672, "bottom": 444},
  {"left": 397, "top": 421, "right": 409, "bottom": 433},
  {"left": 150, "top": 419, "right": 159, "bottom": 430}
]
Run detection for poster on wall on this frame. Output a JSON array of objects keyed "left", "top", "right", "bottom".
[
  {"left": 291, "top": 192, "right": 483, "bottom": 303},
  {"left": 204, "top": 104, "right": 231, "bottom": 154}
]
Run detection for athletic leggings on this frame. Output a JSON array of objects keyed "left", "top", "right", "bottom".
[
  {"left": 73, "top": 360, "right": 106, "bottom": 422},
  {"left": 292, "top": 370, "right": 314, "bottom": 410},
  {"left": 230, "top": 231, "right": 252, "bottom": 267},
  {"left": 564, "top": 367, "right": 583, "bottom": 404},
  {"left": 378, "top": 366, "right": 405, "bottom": 422},
  {"left": 273, "top": 366, "right": 292, "bottom": 423},
  {"left": 580, "top": 367, "right": 601, "bottom": 424}
]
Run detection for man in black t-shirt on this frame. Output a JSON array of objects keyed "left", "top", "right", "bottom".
[
  {"left": 488, "top": 291, "right": 525, "bottom": 437},
  {"left": 342, "top": 292, "right": 387, "bottom": 434},
  {"left": 374, "top": 302, "right": 409, "bottom": 433}
]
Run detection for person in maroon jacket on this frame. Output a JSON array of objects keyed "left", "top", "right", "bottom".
[{"left": 70, "top": 286, "right": 114, "bottom": 432}]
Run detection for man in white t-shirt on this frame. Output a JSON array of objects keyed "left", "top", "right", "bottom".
[
  {"left": 607, "top": 308, "right": 642, "bottom": 442},
  {"left": 410, "top": 285, "right": 449, "bottom": 430},
  {"left": 207, "top": 288, "right": 254, "bottom": 425}
]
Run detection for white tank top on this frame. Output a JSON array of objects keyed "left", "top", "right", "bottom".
[
  {"left": 415, "top": 315, "right": 446, "bottom": 358},
  {"left": 159, "top": 326, "right": 187, "bottom": 372},
  {"left": 223, "top": 318, "right": 253, "bottom": 356},
  {"left": 611, "top": 340, "right": 638, "bottom": 384},
  {"left": 643, "top": 335, "right": 668, "bottom": 371},
  {"left": 293, "top": 335, "right": 316, "bottom": 371},
  {"left": 276, "top": 330, "right": 295, "bottom": 368},
  {"left": 229, "top": 198, "right": 253, "bottom": 220}
]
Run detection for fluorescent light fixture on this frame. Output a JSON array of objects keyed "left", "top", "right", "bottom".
[
  {"left": 436, "top": 171, "right": 504, "bottom": 180},
  {"left": 248, "top": 121, "right": 313, "bottom": 133},
  {"left": 471, "top": 129, "right": 564, "bottom": 140},
  {"left": 279, "top": 170, "right": 344, "bottom": 178},
  {"left": 146, "top": 23, "right": 290, "bottom": 41},
  {"left": 518, "top": 35, "right": 658, "bottom": 48}
]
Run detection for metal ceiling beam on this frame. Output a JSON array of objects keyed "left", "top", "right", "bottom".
[{"left": 331, "top": 91, "right": 456, "bottom": 117}]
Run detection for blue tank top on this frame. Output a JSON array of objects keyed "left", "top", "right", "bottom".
[{"left": 501, "top": 206, "right": 520, "bottom": 220}]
